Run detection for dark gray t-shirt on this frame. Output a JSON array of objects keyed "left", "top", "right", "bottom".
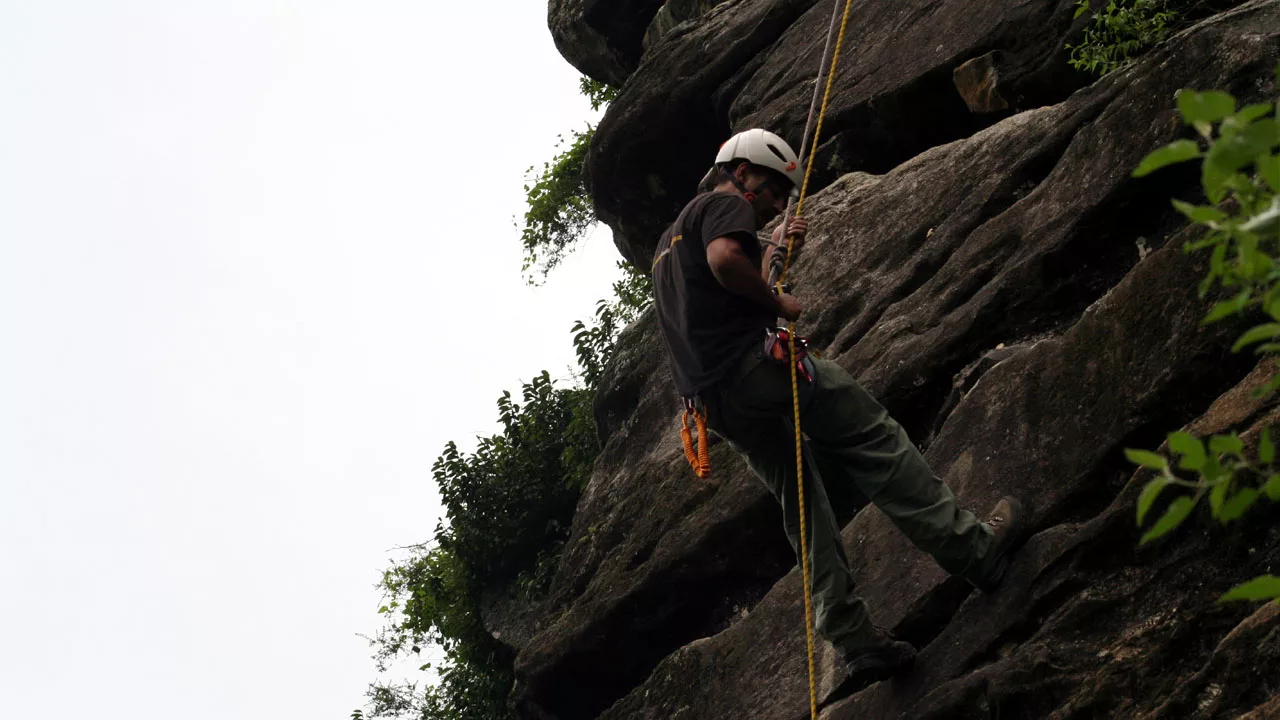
[{"left": 652, "top": 191, "right": 773, "bottom": 397}]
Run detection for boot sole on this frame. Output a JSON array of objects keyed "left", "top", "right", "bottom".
[{"left": 834, "top": 655, "right": 916, "bottom": 699}]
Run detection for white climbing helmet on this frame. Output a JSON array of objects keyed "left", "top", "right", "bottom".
[{"left": 715, "top": 128, "right": 804, "bottom": 190}]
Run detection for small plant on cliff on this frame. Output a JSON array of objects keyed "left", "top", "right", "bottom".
[
  {"left": 580, "top": 76, "right": 619, "bottom": 111},
  {"left": 571, "top": 261, "right": 653, "bottom": 388},
  {"left": 1125, "top": 66, "right": 1280, "bottom": 603},
  {"left": 1067, "top": 0, "right": 1180, "bottom": 76},
  {"left": 519, "top": 126, "right": 596, "bottom": 281},
  {"left": 517, "top": 77, "right": 620, "bottom": 282}
]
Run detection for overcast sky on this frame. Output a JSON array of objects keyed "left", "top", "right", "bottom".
[{"left": 0, "top": 2, "right": 624, "bottom": 717}]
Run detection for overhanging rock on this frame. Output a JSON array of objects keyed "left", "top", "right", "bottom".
[{"left": 548, "top": 0, "right": 667, "bottom": 86}]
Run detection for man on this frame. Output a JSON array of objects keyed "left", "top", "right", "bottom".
[{"left": 651, "top": 128, "right": 1026, "bottom": 689}]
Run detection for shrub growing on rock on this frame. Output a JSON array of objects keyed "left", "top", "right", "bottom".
[{"left": 1127, "top": 66, "right": 1280, "bottom": 603}]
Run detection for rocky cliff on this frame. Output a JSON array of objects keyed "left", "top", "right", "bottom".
[{"left": 499, "top": 1, "right": 1280, "bottom": 717}]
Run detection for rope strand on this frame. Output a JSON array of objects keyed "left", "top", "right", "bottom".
[{"left": 781, "top": 0, "right": 857, "bottom": 716}]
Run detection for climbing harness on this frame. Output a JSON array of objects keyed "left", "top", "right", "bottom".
[{"left": 764, "top": 326, "right": 815, "bottom": 385}]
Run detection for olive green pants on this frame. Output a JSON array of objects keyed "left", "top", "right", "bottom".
[{"left": 704, "top": 344, "right": 994, "bottom": 654}]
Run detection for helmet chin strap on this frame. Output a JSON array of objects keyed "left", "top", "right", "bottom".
[{"left": 726, "top": 170, "right": 758, "bottom": 203}]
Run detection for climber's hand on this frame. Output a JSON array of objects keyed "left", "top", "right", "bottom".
[
  {"left": 771, "top": 216, "right": 808, "bottom": 253},
  {"left": 776, "top": 293, "right": 803, "bottom": 322}
]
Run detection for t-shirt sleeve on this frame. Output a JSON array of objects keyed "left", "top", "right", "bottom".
[{"left": 699, "top": 194, "right": 757, "bottom": 250}]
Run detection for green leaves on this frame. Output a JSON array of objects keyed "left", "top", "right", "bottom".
[
  {"left": 1263, "top": 473, "right": 1280, "bottom": 501},
  {"left": 1209, "top": 474, "right": 1230, "bottom": 516},
  {"left": 1219, "top": 575, "right": 1280, "bottom": 603},
  {"left": 1067, "top": 0, "right": 1180, "bottom": 76},
  {"left": 1203, "top": 118, "right": 1280, "bottom": 202},
  {"left": 520, "top": 127, "right": 597, "bottom": 282},
  {"left": 1229, "top": 103, "right": 1275, "bottom": 128},
  {"left": 1133, "top": 140, "right": 1202, "bottom": 177},
  {"left": 1232, "top": 323, "right": 1280, "bottom": 353},
  {"left": 1259, "top": 154, "right": 1280, "bottom": 193},
  {"left": 1139, "top": 80, "right": 1279, "bottom": 342},
  {"left": 1209, "top": 118, "right": 1280, "bottom": 168},
  {"left": 1126, "top": 448, "right": 1169, "bottom": 470},
  {"left": 579, "top": 76, "right": 619, "bottom": 112},
  {"left": 1137, "top": 476, "right": 1168, "bottom": 525},
  {"left": 1123, "top": 73, "right": 1280, "bottom": 610},
  {"left": 1203, "top": 290, "right": 1251, "bottom": 324},
  {"left": 572, "top": 263, "right": 653, "bottom": 390},
  {"left": 368, "top": 268, "right": 644, "bottom": 713},
  {"left": 369, "top": 367, "right": 606, "bottom": 717},
  {"left": 1209, "top": 433, "right": 1244, "bottom": 458},
  {"left": 1219, "top": 487, "right": 1259, "bottom": 522},
  {"left": 1171, "top": 198, "right": 1226, "bottom": 224},
  {"left": 1140, "top": 495, "right": 1195, "bottom": 545},
  {"left": 1131, "top": 425, "right": 1279, "bottom": 544},
  {"left": 1177, "top": 90, "right": 1236, "bottom": 136},
  {"left": 1169, "top": 431, "right": 1206, "bottom": 470}
]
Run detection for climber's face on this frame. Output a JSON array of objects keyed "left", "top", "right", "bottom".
[{"left": 741, "top": 167, "right": 792, "bottom": 225}]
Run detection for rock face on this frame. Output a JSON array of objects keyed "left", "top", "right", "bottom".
[
  {"left": 589, "top": 0, "right": 1098, "bottom": 265},
  {"left": 547, "top": 0, "right": 667, "bottom": 87},
  {"left": 642, "top": 0, "right": 735, "bottom": 52},
  {"left": 507, "top": 0, "right": 1280, "bottom": 718},
  {"left": 588, "top": 0, "right": 821, "bottom": 266}
]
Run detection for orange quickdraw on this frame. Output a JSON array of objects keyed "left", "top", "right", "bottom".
[{"left": 680, "top": 406, "right": 711, "bottom": 479}]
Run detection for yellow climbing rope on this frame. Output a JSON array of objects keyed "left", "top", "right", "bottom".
[{"left": 776, "top": 0, "right": 856, "bottom": 716}]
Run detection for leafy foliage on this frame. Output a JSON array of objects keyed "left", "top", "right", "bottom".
[
  {"left": 519, "top": 127, "right": 595, "bottom": 281},
  {"left": 1067, "top": 0, "right": 1181, "bottom": 76},
  {"left": 437, "top": 374, "right": 595, "bottom": 586},
  {"left": 1125, "top": 430, "right": 1277, "bottom": 544},
  {"left": 366, "top": 374, "right": 595, "bottom": 719},
  {"left": 363, "top": 75, "right": 647, "bottom": 720},
  {"left": 1124, "top": 66, "right": 1280, "bottom": 604},
  {"left": 518, "top": 77, "right": 620, "bottom": 282},
  {"left": 579, "top": 76, "right": 620, "bottom": 112},
  {"left": 571, "top": 262, "right": 654, "bottom": 388}
]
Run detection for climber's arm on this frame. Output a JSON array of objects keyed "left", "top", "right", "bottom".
[
  {"left": 760, "top": 217, "right": 809, "bottom": 280},
  {"left": 708, "top": 237, "right": 801, "bottom": 321}
]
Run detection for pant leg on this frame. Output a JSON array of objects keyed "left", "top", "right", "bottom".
[
  {"left": 799, "top": 356, "right": 994, "bottom": 580},
  {"left": 809, "top": 443, "right": 871, "bottom": 529},
  {"left": 707, "top": 350, "right": 875, "bottom": 652}
]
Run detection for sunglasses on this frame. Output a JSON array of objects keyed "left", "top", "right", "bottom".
[{"left": 758, "top": 175, "right": 797, "bottom": 199}]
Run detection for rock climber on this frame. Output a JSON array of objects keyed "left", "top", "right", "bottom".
[{"left": 650, "top": 127, "right": 1027, "bottom": 691}]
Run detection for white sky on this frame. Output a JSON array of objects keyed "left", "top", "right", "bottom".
[{"left": 0, "top": 2, "right": 623, "bottom": 717}]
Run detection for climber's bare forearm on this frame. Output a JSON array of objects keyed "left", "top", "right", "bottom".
[{"left": 708, "top": 238, "right": 782, "bottom": 315}]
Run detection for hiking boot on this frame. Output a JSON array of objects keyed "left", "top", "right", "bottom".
[
  {"left": 974, "top": 496, "right": 1026, "bottom": 593},
  {"left": 837, "top": 626, "right": 917, "bottom": 693}
]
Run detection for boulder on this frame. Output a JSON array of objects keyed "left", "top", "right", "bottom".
[{"left": 548, "top": 0, "right": 667, "bottom": 87}]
